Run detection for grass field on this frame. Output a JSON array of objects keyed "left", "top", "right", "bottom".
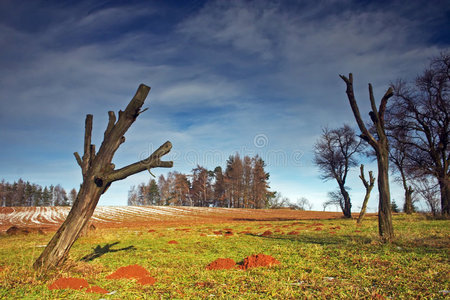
[{"left": 0, "top": 213, "right": 448, "bottom": 299}]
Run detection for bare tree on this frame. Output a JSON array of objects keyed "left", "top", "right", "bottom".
[
  {"left": 387, "top": 131, "right": 415, "bottom": 214},
  {"left": 388, "top": 52, "right": 449, "bottom": 216},
  {"left": 326, "top": 189, "right": 345, "bottom": 212},
  {"left": 357, "top": 164, "right": 375, "bottom": 224},
  {"left": 340, "top": 73, "right": 395, "bottom": 242},
  {"left": 267, "top": 192, "right": 290, "bottom": 209},
  {"left": 297, "top": 197, "right": 313, "bottom": 211},
  {"left": 314, "top": 125, "right": 363, "bottom": 218},
  {"left": 33, "top": 84, "right": 173, "bottom": 271},
  {"left": 413, "top": 176, "right": 441, "bottom": 216}
]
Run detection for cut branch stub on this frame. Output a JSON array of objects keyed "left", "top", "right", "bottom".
[
  {"left": 74, "top": 114, "right": 95, "bottom": 178},
  {"left": 104, "top": 111, "right": 116, "bottom": 139}
]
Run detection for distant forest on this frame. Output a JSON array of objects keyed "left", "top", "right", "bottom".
[
  {"left": 128, "top": 153, "right": 276, "bottom": 208},
  {"left": 0, "top": 179, "right": 77, "bottom": 207}
]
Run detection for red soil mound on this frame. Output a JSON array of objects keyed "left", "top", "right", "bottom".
[
  {"left": 168, "top": 240, "right": 179, "bottom": 244},
  {"left": 148, "top": 229, "right": 156, "bottom": 233},
  {"left": 137, "top": 276, "right": 157, "bottom": 285},
  {"left": 106, "top": 264, "right": 150, "bottom": 279},
  {"left": 261, "top": 230, "right": 273, "bottom": 236},
  {"left": 106, "top": 264, "right": 157, "bottom": 286},
  {"left": 287, "top": 231, "right": 299, "bottom": 235},
  {"left": 206, "top": 258, "right": 236, "bottom": 270},
  {"left": 86, "top": 286, "right": 109, "bottom": 294},
  {"left": 239, "top": 254, "right": 280, "bottom": 270},
  {"left": 48, "top": 277, "right": 89, "bottom": 290}
]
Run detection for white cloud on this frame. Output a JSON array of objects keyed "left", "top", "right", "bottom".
[{"left": 0, "top": 0, "right": 447, "bottom": 207}]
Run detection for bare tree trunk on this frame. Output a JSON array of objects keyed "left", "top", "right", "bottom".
[
  {"left": 404, "top": 186, "right": 414, "bottom": 214},
  {"left": 398, "top": 168, "right": 414, "bottom": 214},
  {"left": 338, "top": 183, "right": 352, "bottom": 218},
  {"left": 376, "top": 150, "right": 394, "bottom": 240},
  {"left": 357, "top": 164, "right": 375, "bottom": 224},
  {"left": 33, "top": 84, "right": 173, "bottom": 271},
  {"left": 340, "top": 73, "right": 395, "bottom": 242},
  {"left": 439, "top": 176, "right": 450, "bottom": 216}
]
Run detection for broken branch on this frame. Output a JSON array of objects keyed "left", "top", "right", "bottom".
[
  {"left": 104, "top": 111, "right": 116, "bottom": 139},
  {"left": 104, "top": 141, "right": 173, "bottom": 184},
  {"left": 340, "top": 73, "right": 378, "bottom": 147}
]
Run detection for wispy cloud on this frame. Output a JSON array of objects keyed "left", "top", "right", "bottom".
[{"left": 0, "top": 0, "right": 448, "bottom": 207}]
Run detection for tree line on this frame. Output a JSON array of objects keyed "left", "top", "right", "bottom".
[
  {"left": 0, "top": 178, "right": 78, "bottom": 207},
  {"left": 128, "top": 153, "right": 274, "bottom": 208},
  {"left": 315, "top": 52, "right": 449, "bottom": 224}
]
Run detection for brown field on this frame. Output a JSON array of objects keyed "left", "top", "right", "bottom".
[{"left": 0, "top": 206, "right": 347, "bottom": 232}]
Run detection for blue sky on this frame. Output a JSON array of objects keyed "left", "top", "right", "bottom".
[{"left": 0, "top": 0, "right": 449, "bottom": 210}]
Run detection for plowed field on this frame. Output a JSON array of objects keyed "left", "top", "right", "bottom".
[{"left": 0, "top": 206, "right": 344, "bottom": 231}]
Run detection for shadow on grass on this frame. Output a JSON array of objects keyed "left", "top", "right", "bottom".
[
  {"left": 247, "top": 232, "right": 373, "bottom": 246},
  {"left": 252, "top": 232, "right": 448, "bottom": 255},
  {"left": 232, "top": 217, "right": 345, "bottom": 222},
  {"left": 394, "top": 236, "right": 450, "bottom": 255},
  {"left": 81, "top": 242, "right": 136, "bottom": 262},
  {"left": 233, "top": 218, "right": 301, "bottom": 222}
]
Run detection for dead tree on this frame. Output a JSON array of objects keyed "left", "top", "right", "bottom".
[
  {"left": 357, "top": 164, "right": 375, "bottom": 224},
  {"left": 33, "top": 84, "right": 173, "bottom": 271},
  {"left": 340, "top": 73, "right": 395, "bottom": 242}
]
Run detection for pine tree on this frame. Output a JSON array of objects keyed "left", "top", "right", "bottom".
[
  {"left": 147, "top": 179, "right": 160, "bottom": 205},
  {"left": 213, "top": 167, "right": 226, "bottom": 207},
  {"left": 42, "top": 187, "right": 51, "bottom": 206}
]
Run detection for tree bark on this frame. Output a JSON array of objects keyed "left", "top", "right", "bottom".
[
  {"left": 340, "top": 73, "right": 395, "bottom": 242},
  {"left": 357, "top": 164, "right": 375, "bottom": 224},
  {"left": 33, "top": 84, "right": 173, "bottom": 271},
  {"left": 404, "top": 186, "right": 414, "bottom": 214},
  {"left": 397, "top": 168, "right": 414, "bottom": 214},
  {"left": 376, "top": 149, "right": 394, "bottom": 240},
  {"left": 338, "top": 183, "right": 352, "bottom": 218},
  {"left": 439, "top": 176, "right": 450, "bottom": 216}
]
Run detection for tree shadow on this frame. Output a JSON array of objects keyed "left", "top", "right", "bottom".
[
  {"left": 232, "top": 217, "right": 343, "bottom": 222},
  {"left": 80, "top": 242, "right": 136, "bottom": 262},
  {"left": 247, "top": 232, "right": 373, "bottom": 246}
]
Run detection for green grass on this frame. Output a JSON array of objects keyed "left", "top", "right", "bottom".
[{"left": 0, "top": 214, "right": 449, "bottom": 299}]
